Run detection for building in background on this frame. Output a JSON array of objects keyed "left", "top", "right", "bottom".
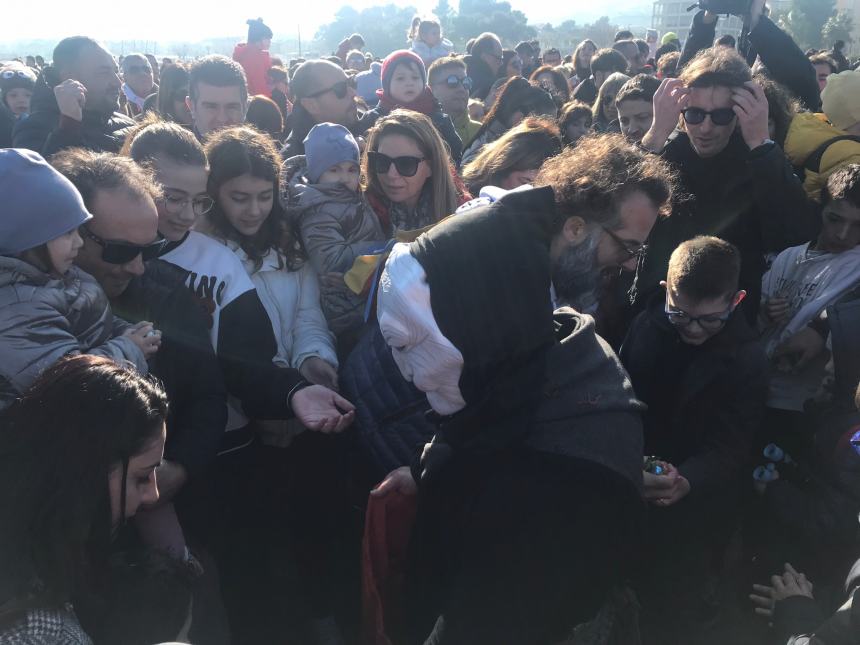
[{"left": 651, "top": 0, "right": 790, "bottom": 46}]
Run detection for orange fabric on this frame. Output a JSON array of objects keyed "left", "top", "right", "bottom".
[{"left": 361, "top": 490, "right": 418, "bottom": 645}]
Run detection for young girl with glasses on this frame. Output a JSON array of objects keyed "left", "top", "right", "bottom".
[{"left": 0, "top": 149, "right": 157, "bottom": 408}]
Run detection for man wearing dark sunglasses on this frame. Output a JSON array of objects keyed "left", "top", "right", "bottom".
[
  {"left": 464, "top": 32, "right": 503, "bottom": 100},
  {"left": 120, "top": 53, "right": 157, "bottom": 118},
  {"left": 635, "top": 46, "right": 819, "bottom": 323},
  {"left": 428, "top": 56, "right": 482, "bottom": 146},
  {"left": 282, "top": 59, "right": 373, "bottom": 159}
]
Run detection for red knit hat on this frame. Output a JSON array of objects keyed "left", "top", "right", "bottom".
[{"left": 380, "top": 50, "right": 426, "bottom": 95}]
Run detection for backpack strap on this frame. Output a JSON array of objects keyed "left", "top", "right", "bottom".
[{"left": 804, "top": 135, "right": 860, "bottom": 174}]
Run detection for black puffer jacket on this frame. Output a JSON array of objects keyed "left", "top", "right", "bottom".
[
  {"left": 13, "top": 68, "right": 136, "bottom": 156},
  {"left": 339, "top": 323, "right": 435, "bottom": 482}
]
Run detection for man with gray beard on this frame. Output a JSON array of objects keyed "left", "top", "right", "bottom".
[{"left": 339, "top": 133, "right": 676, "bottom": 482}]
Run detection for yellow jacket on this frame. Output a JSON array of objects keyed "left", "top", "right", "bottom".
[{"left": 783, "top": 112, "right": 860, "bottom": 201}]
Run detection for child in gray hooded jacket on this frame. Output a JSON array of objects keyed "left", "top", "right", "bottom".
[
  {"left": 281, "top": 122, "right": 384, "bottom": 338},
  {"left": 0, "top": 149, "right": 157, "bottom": 409}
]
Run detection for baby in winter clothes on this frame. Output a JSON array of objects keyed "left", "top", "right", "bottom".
[
  {"left": 365, "top": 49, "right": 463, "bottom": 165},
  {"left": 0, "top": 149, "right": 158, "bottom": 409},
  {"left": 282, "top": 123, "right": 385, "bottom": 338}
]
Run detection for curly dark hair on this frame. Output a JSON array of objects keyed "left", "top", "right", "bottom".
[
  {"left": 203, "top": 125, "right": 302, "bottom": 271},
  {"left": 534, "top": 132, "right": 677, "bottom": 231}
]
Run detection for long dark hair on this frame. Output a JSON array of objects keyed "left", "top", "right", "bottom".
[
  {"left": 203, "top": 125, "right": 302, "bottom": 271},
  {"left": 155, "top": 63, "right": 190, "bottom": 124},
  {"left": 469, "top": 77, "right": 556, "bottom": 147},
  {"left": 0, "top": 355, "right": 168, "bottom": 622}
]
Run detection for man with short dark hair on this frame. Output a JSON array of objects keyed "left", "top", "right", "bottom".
[
  {"left": 281, "top": 58, "right": 373, "bottom": 158},
  {"left": 121, "top": 53, "right": 157, "bottom": 117},
  {"left": 571, "top": 47, "right": 628, "bottom": 105},
  {"left": 464, "top": 32, "right": 503, "bottom": 100},
  {"left": 638, "top": 47, "right": 820, "bottom": 321},
  {"left": 186, "top": 55, "right": 248, "bottom": 140},
  {"left": 615, "top": 73, "right": 661, "bottom": 143},
  {"left": 515, "top": 40, "right": 537, "bottom": 77},
  {"left": 13, "top": 36, "right": 134, "bottom": 155},
  {"left": 615, "top": 29, "right": 635, "bottom": 42},
  {"left": 428, "top": 56, "right": 482, "bottom": 146},
  {"left": 542, "top": 47, "right": 562, "bottom": 67},
  {"left": 613, "top": 39, "right": 642, "bottom": 74},
  {"left": 810, "top": 53, "right": 838, "bottom": 93}
]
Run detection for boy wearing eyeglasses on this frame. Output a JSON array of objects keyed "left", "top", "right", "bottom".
[{"left": 620, "top": 235, "right": 768, "bottom": 640}]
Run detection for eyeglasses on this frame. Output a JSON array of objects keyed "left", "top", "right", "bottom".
[
  {"left": 601, "top": 226, "right": 648, "bottom": 262},
  {"left": 433, "top": 74, "right": 474, "bottom": 91},
  {"left": 681, "top": 107, "right": 736, "bottom": 126},
  {"left": 80, "top": 225, "right": 167, "bottom": 265},
  {"left": 159, "top": 192, "right": 215, "bottom": 216},
  {"left": 1, "top": 70, "right": 32, "bottom": 80},
  {"left": 664, "top": 294, "right": 740, "bottom": 331},
  {"left": 367, "top": 151, "right": 425, "bottom": 177},
  {"left": 124, "top": 65, "right": 152, "bottom": 75},
  {"left": 307, "top": 80, "right": 350, "bottom": 99}
]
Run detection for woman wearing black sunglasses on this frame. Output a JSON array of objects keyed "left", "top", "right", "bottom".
[
  {"left": 591, "top": 72, "right": 629, "bottom": 133},
  {"left": 364, "top": 109, "right": 470, "bottom": 236}
]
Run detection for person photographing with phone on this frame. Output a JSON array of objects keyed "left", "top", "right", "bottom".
[{"left": 635, "top": 46, "right": 819, "bottom": 323}]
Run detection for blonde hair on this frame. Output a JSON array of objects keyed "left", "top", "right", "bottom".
[
  {"left": 592, "top": 72, "right": 630, "bottom": 124},
  {"left": 461, "top": 116, "right": 561, "bottom": 194},
  {"left": 362, "top": 109, "right": 459, "bottom": 219}
]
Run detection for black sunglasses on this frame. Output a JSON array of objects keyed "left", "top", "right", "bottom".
[
  {"left": 307, "top": 80, "right": 349, "bottom": 99},
  {"left": 367, "top": 151, "right": 425, "bottom": 177},
  {"left": 433, "top": 74, "right": 473, "bottom": 91},
  {"left": 80, "top": 225, "right": 166, "bottom": 265},
  {"left": 681, "top": 107, "right": 736, "bottom": 126}
]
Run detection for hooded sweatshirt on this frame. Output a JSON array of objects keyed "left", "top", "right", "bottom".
[
  {"left": 760, "top": 241, "right": 860, "bottom": 411},
  {"left": 232, "top": 43, "right": 271, "bottom": 97},
  {"left": 281, "top": 155, "right": 384, "bottom": 335}
]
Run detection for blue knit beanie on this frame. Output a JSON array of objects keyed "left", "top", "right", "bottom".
[
  {"left": 303, "top": 123, "right": 360, "bottom": 184},
  {"left": 0, "top": 149, "right": 92, "bottom": 254}
]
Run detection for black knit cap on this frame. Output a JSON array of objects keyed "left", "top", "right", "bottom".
[
  {"left": 247, "top": 18, "right": 273, "bottom": 43},
  {"left": 408, "top": 187, "right": 558, "bottom": 407}
]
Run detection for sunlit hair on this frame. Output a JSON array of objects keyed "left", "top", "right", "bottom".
[
  {"left": 408, "top": 15, "right": 441, "bottom": 42},
  {"left": 667, "top": 235, "right": 741, "bottom": 301},
  {"left": 470, "top": 76, "right": 556, "bottom": 146},
  {"left": 534, "top": 132, "right": 676, "bottom": 231},
  {"left": 362, "top": 109, "right": 459, "bottom": 220},
  {"left": 529, "top": 65, "right": 571, "bottom": 104},
  {"left": 203, "top": 125, "right": 301, "bottom": 270},
  {"left": 122, "top": 113, "right": 207, "bottom": 168},
  {"left": 558, "top": 100, "right": 593, "bottom": 146},
  {"left": 822, "top": 163, "right": 860, "bottom": 208},
  {"left": 461, "top": 116, "right": 561, "bottom": 194},
  {"left": 679, "top": 46, "right": 752, "bottom": 89},
  {"left": 592, "top": 72, "right": 630, "bottom": 125}
]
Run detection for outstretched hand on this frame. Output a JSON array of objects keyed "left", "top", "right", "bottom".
[
  {"left": 291, "top": 384, "right": 355, "bottom": 433},
  {"left": 750, "top": 563, "right": 814, "bottom": 618}
]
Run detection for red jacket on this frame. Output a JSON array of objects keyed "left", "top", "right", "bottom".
[{"left": 232, "top": 42, "right": 271, "bottom": 97}]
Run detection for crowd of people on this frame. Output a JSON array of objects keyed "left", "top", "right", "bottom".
[{"left": 2, "top": 0, "right": 860, "bottom": 642}]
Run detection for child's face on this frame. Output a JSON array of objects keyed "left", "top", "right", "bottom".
[
  {"left": 46, "top": 228, "right": 84, "bottom": 274},
  {"left": 565, "top": 116, "right": 591, "bottom": 144},
  {"left": 318, "top": 160, "right": 360, "bottom": 192},
  {"left": 664, "top": 283, "right": 739, "bottom": 346},
  {"left": 818, "top": 198, "right": 860, "bottom": 253},
  {"left": 5, "top": 88, "right": 32, "bottom": 115},
  {"left": 389, "top": 61, "right": 424, "bottom": 105},
  {"left": 422, "top": 26, "right": 441, "bottom": 47}
]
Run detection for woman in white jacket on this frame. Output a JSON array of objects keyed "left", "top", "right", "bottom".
[{"left": 201, "top": 126, "right": 338, "bottom": 397}]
